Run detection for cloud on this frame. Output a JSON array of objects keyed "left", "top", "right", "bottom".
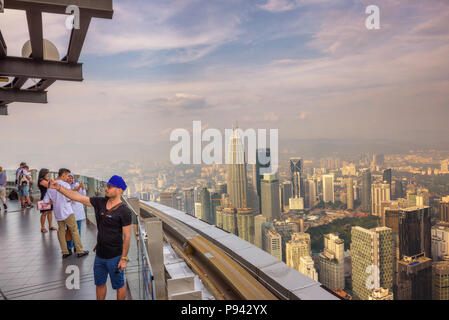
[{"left": 258, "top": 0, "right": 337, "bottom": 12}]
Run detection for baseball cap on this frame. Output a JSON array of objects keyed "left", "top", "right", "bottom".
[{"left": 104, "top": 175, "right": 127, "bottom": 191}]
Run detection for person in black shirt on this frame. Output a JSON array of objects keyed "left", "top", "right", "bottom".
[
  {"left": 49, "top": 175, "right": 132, "bottom": 300},
  {"left": 37, "top": 168, "right": 57, "bottom": 233}
]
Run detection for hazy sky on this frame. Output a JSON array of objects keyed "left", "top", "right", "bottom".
[{"left": 1, "top": 0, "right": 448, "bottom": 172}]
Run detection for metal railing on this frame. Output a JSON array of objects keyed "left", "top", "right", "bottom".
[{"left": 122, "top": 196, "right": 157, "bottom": 300}]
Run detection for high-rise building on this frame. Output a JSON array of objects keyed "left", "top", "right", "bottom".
[
  {"left": 261, "top": 173, "right": 280, "bottom": 222},
  {"left": 281, "top": 181, "right": 293, "bottom": 209},
  {"left": 322, "top": 174, "right": 335, "bottom": 203},
  {"left": 351, "top": 226, "right": 394, "bottom": 300},
  {"left": 385, "top": 207, "right": 431, "bottom": 259},
  {"left": 285, "top": 232, "right": 311, "bottom": 271},
  {"left": 194, "top": 202, "right": 202, "bottom": 219},
  {"left": 299, "top": 256, "right": 318, "bottom": 281},
  {"left": 397, "top": 253, "right": 432, "bottom": 300},
  {"left": 394, "top": 179, "right": 404, "bottom": 200},
  {"left": 254, "top": 214, "right": 267, "bottom": 249},
  {"left": 210, "top": 192, "right": 220, "bottom": 225},
  {"left": 361, "top": 170, "right": 372, "bottom": 213},
  {"left": 290, "top": 158, "right": 304, "bottom": 198},
  {"left": 255, "top": 148, "right": 271, "bottom": 203},
  {"left": 226, "top": 126, "right": 248, "bottom": 209},
  {"left": 371, "top": 182, "right": 391, "bottom": 217},
  {"left": 433, "top": 260, "right": 449, "bottom": 300},
  {"left": 181, "top": 188, "right": 195, "bottom": 216},
  {"left": 318, "top": 233, "right": 345, "bottom": 290},
  {"left": 439, "top": 196, "right": 449, "bottom": 223},
  {"left": 305, "top": 178, "right": 317, "bottom": 209},
  {"left": 346, "top": 177, "right": 354, "bottom": 210},
  {"left": 385, "top": 206, "right": 431, "bottom": 297},
  {"left": 200, "top": 187, "right": 212, "bottom": 224},
  {"left": 160, "top": 192, "right": 177, "bottom": 209},
  {"left": 383, "top": 169, "right": 392, "bottom": 188},
  {"left": 219, "top": 207, "right": 237, "bottom": 234},
  {"left": 265, "top": 228, "right": 283, "bottom": 260},
  {"left": 431, "top": 225, "right": 449, "bottom": 261},
  {"left": 237, "top": 208, "right": 256, "bottom": 244}
]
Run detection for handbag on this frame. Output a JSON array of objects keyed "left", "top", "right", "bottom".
[
  {"left": 93, "top": 202, "right": 124, "bottom": 252},
  {"left": 37, "top": 201, "right": 52, "bottom": 211}
]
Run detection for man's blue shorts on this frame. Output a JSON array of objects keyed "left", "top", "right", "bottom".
[
  {"left": 93, "top": 255, "right": 125, "bottom": 290},
  {"left": 18, "top": 185, "right": 29, "bottom": 197}
]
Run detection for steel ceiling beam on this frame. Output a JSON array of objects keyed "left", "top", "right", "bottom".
[
  {"left": 0, "top": 30, "right": 6, "bottom": 58},
  {"left": 0, "top": 57, "right": 83, "bottom": 81},
  {"left": 0, "top": 87, "right": 47, "bottom": 103},
  {"left": 4, "top": 0, "right": 113, "bottom": 19},
  {"left": 67, "top": 14, "right": 91, "bottom": 63},
  {"left": 25, "top": 9, "right": 43, "bottom": 60}
]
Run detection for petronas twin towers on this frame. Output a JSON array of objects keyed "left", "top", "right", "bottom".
[{"left": 226, "top": 124, "right": 248, "bottom": 209}]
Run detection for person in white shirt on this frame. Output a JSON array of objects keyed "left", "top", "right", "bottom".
[
  {"left": 43, "top": 168, "right": 89, "bottom": 259},
  {"left": 66, "top": 174, "right": 87, "bottom": 253},
  {"left": 17, "top": 165, "right": 34, "bottom": 208}
]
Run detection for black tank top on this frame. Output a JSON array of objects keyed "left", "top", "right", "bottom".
[{"left": 38, "top": 178, "right": 48, "bottom": 200}]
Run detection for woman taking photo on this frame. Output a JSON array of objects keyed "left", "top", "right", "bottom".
[{"left": 38, "top": 168, "right": 57, "bottom": 233}]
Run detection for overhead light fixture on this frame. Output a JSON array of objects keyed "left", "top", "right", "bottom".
[
  {"left": 0, "top": 77, "right": 8, "bottom": 82},
  {"left": 22, "top": 39, "right": 60, "bottom": 61}
]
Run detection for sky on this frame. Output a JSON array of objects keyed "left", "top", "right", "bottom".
[{"left": 0, "top": 0, "right": 449, "bottom": 172}]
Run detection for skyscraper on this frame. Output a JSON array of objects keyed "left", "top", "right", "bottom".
[
  {"left": 281, "top": 181, "right": 293, "bottom": 208},
  {"left": 318, "top": 233, "right": 345, "bottom": 290},
  {"left": 210, "top": 192, "right": 221, "bottom": 226},
  {"left": 255, "top": 148, "right": 271, "bottom": 202},
  {"left": 439, "top": 196, "right": 449, "bottom": 223},
  {"left": 371, "top": 182, "right": 391, "bottom": 217},
  {"left": 361, "top": 170, "right": 372, "bottom": 213},
  {"left": 351, "top": 226, "right": 394, "bottom": 300},
  {"left": 433, "top": 260, "right": 449, "bottom": 300},
  {"left": 237, "top": 208, "right": 256, "bottom": 244},
  {"left": 226, "top": 126, "right": 248, "bottom": 209},
  {"left": 385, "top": 207, "right": 431, "bottom": 259},
  {"left": 200, "top": 187, "right": 212, "bottom": 224},
  {"left": 385, "top": 206, "right": 432, "bottom": 298},
  {"left": 217, "top": 207, "right": 237, "bottom": 234},
  {"left": 346, "top": 177, "right": 354, "bottom": 210},
  {"left": 160, "top": 192, "right": 177, "bottom": 209},
  {"left": 299, "top": 256, "right": 318, "bottom": 281},
  {"left": 397, "top": 254, "right": 432, "bottom": 300},
  {"left": 394, "top": 179, "right": 404, "bottom": 199},
  {"left": 261, "top": 173, "right": 280, "bottom": 222},
  {"left": 290, "top": 157, "right": 304, "bottom": 198},
  {"left": 383, "top": 169, "right": 392, "bottom": 188},
  {"left": 194, "top": 202, "right": 202, "bottom": 219},
  {"left": 265, "top": 228, "right": 283, "bottom": 260},
  {"left": 322, "top": 174, "right": 335, "bottom": 204},
  {"left": 254, "top": 214, "right": 267, "bottom": 249},
  {"left": 285, "top": 232, "right": 311, "bottom": 271},
  {"left": 181, "top": 188, "right": 195, "bottom": 216},
  {"left": 305, "top": 178, "right": 317, "bottom": 209}
]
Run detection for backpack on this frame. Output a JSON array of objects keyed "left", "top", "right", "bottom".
[
  {"left": 8, "top": 190, "right": 18, "bottom": 200},
  {"left": 18, "top": 171, "right": 28, "bottom": 187}
]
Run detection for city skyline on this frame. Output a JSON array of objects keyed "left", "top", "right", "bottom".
[{"left": 1, "top": 0, "right": 449, "bottom": 169}]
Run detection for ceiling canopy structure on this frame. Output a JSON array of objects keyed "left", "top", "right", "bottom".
[{"left": 0, "top": 0, "right": 113, "bottom": 115}]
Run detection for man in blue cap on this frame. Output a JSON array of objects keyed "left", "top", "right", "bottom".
[{"left": 49, "top": 175, "right": 132, "bottom": 300}]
